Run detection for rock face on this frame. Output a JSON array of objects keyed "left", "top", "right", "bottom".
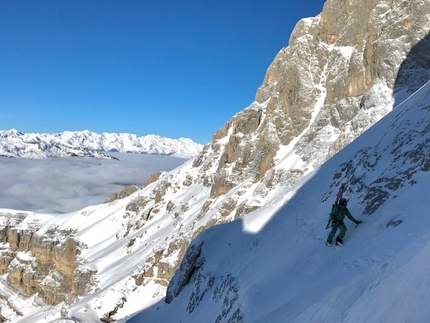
[
  {"left": 214, "top": 0, "right": 430, "bottom": 197},
  {"left": 104, "top": 185, "right": 142, "bottom": 203},
  {"left": 205, "top": 1, "right": 425, "bottom": 208},
  {"left": 2, "top": 0, "right": 430, "bottom": 321},
  {"left": 185, "top": 0, "right": 430, "bottom": 219},
  {"left": 165, "top": 239, "right": 204, "bottom": 304},
  {"left": 0, "top": 212, "right": 93, "bottom": 313}
]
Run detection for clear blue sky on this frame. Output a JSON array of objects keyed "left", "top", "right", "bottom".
[{"left": 1, "top": 0, "right": 326, "bottom": 144}]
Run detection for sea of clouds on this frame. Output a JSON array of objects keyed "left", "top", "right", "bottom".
[{"left": 0, "top": 153, "right": 188, "bottom": 214}]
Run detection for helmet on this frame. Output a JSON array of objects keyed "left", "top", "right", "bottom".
[{"left": 339, "top": 198, "right": 348, "bottom": 206}]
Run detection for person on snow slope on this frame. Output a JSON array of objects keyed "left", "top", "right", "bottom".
[{"left": 326, "top": 198, "right": 362, "bottom": 246}]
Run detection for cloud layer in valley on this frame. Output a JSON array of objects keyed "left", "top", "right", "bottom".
[{"left": 0, "top": 153, "right": 187, "bottom": 213}]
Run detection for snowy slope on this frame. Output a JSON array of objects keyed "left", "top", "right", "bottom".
[
  {"left": 1, "top": 1, "right": 429, "bottom": 321},
  {"left": 3, "top": 81, "right": 428, "bottom": 323},
  {"left": 127, "top": 82, "right": 430, "bottom": 322},
  {"left": 0, "top": 129, "right": 203, "bottom": 158}
]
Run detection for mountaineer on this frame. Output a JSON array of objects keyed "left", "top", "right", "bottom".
[{"left": 326, "top": 198, "right": 362, "bottom": 246}]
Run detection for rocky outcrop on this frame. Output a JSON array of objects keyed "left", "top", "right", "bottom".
[
  {"left": 202, "top": 0, "right": 430, "bottom": 201},
  {"left": 166, "top": 239, "right": 204, "bottom": 304},
  {"left": 144, "top": 171, "right": 164, "bottom": 187},
  {"left": 166, "top": 236, "right": 244, "bottom": 322},
  {"left": 0, "top": 212, "right": 93, "bottom": 306},
  {"left": 104, "top": 185, "right": 141, "bottom": 203},
  {"left": 255, "top": 0, "right": 430, "bottom": 167}
]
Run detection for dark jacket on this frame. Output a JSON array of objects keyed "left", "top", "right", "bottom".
[{"left": 330, "top": 204, "right": 359, "bottom": 224}]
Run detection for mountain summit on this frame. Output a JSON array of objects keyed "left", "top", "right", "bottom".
[
  {"left": 0, "top": 0, "right": 429, "bottom": 322},
  {"left": 0, "top": 129, "right": 203, "bottom": 159}
]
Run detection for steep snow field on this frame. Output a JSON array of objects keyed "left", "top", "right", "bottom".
[
  {"left": 127, "top": 82, "right": 430, "bottom": 322},
  {"left": 3, "top": 81, "right": 428, "bottom": 323},
  {"left": 3, "top": 81, "right": 429, "bottom": 323}
]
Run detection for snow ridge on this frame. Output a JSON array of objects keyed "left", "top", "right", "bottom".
[{"left": 0, "top": 129, "right": 203, "bottom": 159}]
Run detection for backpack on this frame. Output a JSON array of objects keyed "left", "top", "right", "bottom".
[{"left": 325, "top": 184, "right": 346, "bottom": 229}]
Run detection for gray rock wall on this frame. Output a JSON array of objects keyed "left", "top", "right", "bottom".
[{"left": 0, "top": 212, "right": 93, "bottom": 307}]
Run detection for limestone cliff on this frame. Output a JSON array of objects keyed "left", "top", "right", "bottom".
[
  {"left": 0, "top": 212, "right": 94, "bottom": 313},
  {"left": 1, "top": 0, "right": 430, "bottom": 321}
]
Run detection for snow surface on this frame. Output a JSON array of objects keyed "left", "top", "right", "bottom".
[
  {"left": 2, "top": 78, "right": 428, "bottom": 323},
  {"left": 125, "top": 82, "right": 430, "bottom": 322}
]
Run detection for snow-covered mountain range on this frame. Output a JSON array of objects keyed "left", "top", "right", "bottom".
[
  {"left": 0, "top": 0, "right": 429, "bottom": 322},
  {"left": 0, "top": 129, "right": 203, "bottom": 159}
]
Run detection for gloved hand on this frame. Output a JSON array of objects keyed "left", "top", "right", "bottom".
[{"left": 356, "top": 220, "right": 363, "bottom": 224}]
